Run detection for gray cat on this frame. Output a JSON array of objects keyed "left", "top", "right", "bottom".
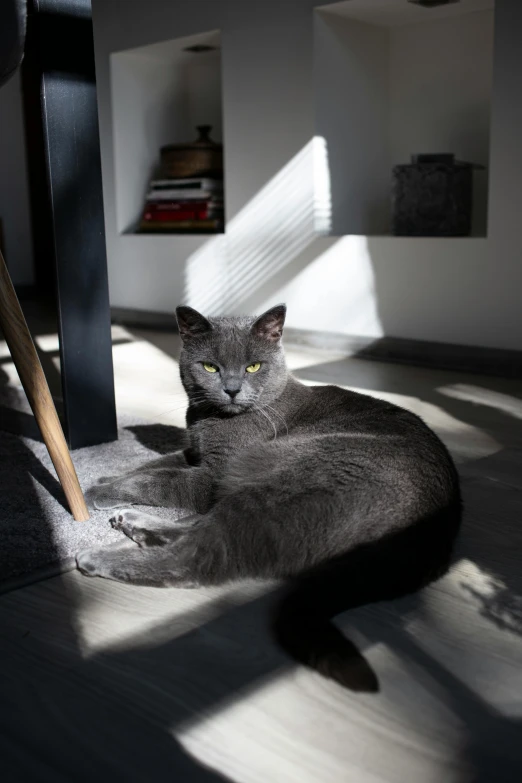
[{"left": 77, "top": 304, "right": 461, "bottom": 690}]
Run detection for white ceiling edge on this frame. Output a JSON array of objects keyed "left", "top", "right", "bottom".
[
  {"left": 316, "top": 0, "right": 495, "bottom": 28},
  {"left": 112, "top": 30, "right": 222, "bottom": 65}
]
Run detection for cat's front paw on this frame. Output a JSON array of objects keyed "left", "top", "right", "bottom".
[
  {"left": 110, "top": 509, "right": 168, "bottom": 547},
  {"left": 110, "top": 509, "right": 145, "bottom": 542},
  {"left": 95, "top": 474, "right": 120, "bottom": 485},
  {"left": 76, "top": 548, "right": 102, "bottom": 576}
]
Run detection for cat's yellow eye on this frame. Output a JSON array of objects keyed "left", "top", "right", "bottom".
[
  {"left": 246, "top": 362, "right": 261, "bottom": 373},
  {"left": 203, "top": 362, "right": 218, "bottom": 373}
]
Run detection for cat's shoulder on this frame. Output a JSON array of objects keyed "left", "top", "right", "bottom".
[
  {"left": 309, "top": 383, "right": 368, "bottom": 403},
  {"left": 308, "top": 383, "right": 405, "bottom": 415}
]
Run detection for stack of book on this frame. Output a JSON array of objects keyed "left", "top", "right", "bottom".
[{"left": 139, "top": 177, "right": 224, "bottom": 233}]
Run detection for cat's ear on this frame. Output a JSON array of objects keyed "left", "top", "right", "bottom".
[
  {"left": 251, "top": 304, "right": 286, "bottom": 343},
  {"left": 176, "top": 306, "right": 212, "bottom": 340}
]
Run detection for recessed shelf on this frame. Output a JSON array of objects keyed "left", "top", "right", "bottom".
[
  {"left": 314, "top": 0, "right": 495, "bottom": 237},
  {"left": 111, "top": 29, "right": 224, "bottom": 236}
]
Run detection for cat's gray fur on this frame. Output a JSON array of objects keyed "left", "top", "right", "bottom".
[{"left": 77, "top": 304, "right": 461, "bottom": 690}]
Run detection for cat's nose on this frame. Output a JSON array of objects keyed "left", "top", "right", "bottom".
[{"left": 224, "top": 388, "right": 240, "bottom": 400}]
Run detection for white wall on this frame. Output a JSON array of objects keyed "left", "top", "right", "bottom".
[
  {"left": 185, "top": 50, "right": 223, "bottom": 138},
  {"left": 92, "top": 0, "right": 522, "bottom": 351},
  {"left": 0, "top": 72, "right": 34, "bottom": 285},
  {"left": 315, "top": 13, "right": 390, "bottom": 236},
  {"left": 389, "top": 10, "right": 494, "bottom": 236}
]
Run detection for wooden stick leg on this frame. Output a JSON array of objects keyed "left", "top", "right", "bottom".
[{"left": 0, "top": 250, "right": 89, "bottom": 521}]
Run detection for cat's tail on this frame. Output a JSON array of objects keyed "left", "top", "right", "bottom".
[{"left": 272, "top": 508, "right": 460, "bottom": 691}]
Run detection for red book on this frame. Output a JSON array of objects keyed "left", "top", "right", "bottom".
[{"left": 143, "top": 208, "right": 209, "bottom": 222}]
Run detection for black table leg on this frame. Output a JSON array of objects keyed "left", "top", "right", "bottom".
[{"left": 23, "top": 0, "right": 117, "bottom": 448}]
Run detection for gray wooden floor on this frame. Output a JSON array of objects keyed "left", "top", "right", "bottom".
[{"left": 1, "top": 326, "right": 522, "bottom": 782}]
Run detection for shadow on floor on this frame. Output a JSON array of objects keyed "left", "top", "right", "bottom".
[{"left": 126, "top": 423, "right": 188, "bottom": 455}]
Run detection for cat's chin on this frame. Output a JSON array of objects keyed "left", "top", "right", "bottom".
[{"left": 221, "top": 402, "right": 249, "bottom": 415}]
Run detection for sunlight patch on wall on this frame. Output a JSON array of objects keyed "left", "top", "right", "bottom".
[
  {"left": 183, "top": 137, "right": 331, "bottom": 314},
  {"left": 313, "top": 135, "right": 332, "bottom": 234},
  {"left": 267, "top": 235, "right": 384, "bottom": 337}
]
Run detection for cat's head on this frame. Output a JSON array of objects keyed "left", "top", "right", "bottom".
[{"left": 176, "top": 304, "right": 288, "bottom": 414}]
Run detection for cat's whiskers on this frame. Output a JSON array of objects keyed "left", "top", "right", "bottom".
[
  {"left": 158, "top": 392, "right": 209, "bottom": 418},
  {"left": 262, "top": 403, "right": 289, "bottom": 436},
  {"left": 252, "top": 402, "right": 278, "bottom": 440},
  {"left": 157, "top": 405, "right": 188, "bottom": 418},
  {"left": 161, "top": 388, "right": 283, "bottom": 440}
]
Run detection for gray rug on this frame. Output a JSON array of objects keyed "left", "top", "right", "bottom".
[{"left": 0, "top": 387, "right": 188, "bottom": 589}]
